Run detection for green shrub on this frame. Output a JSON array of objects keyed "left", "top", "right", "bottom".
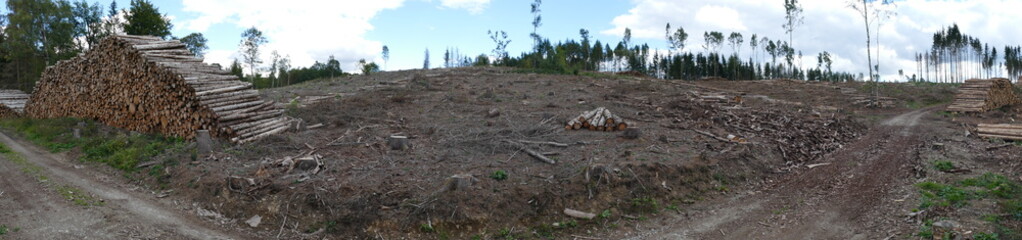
[
  {"left": 932, "top": 160, "right": 955, "bottom": 172},
  {"left": 490, "top": 170, "right": 508, "bottom": 180}
]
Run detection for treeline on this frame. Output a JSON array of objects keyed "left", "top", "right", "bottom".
[
  {"left": 227, "top": 55, "right": 348, "bottom": 89},
  {"left": 913, "top": 24, "right": 1022, "bottom": 83},
  {"left": 482, "top": 27, "right": 857, "bottom": 82},
  {"left": 0, "top": 0, "right": 370, "bottom": 92},
  {"left": 0, "top": 0, "right": 209, "bottom": 91},
  {"left": 477, "top": 0, "right": 857, "bottom": 82}
]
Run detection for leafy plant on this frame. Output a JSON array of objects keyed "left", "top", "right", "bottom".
[
  {"left": 932, "top": 160, "right": 955, "bottom": 172},
  {"left": 490, "top": 170, "right": 508, "bottom": 181},
  {"left": 975, "top": 232, "right": 999, "bottom": 240},
  {"left": 598, "top": 209, "right": 612, "bottom": 218},
  {"left": 420, "top": 223, "right": 435, "bottom": 233}
]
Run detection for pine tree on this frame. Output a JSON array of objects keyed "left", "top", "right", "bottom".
[{"left": 239, "top": 27, "right": 268, "bottom": 82}]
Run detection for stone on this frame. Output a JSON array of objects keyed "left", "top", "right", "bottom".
[
  {"left": 932, "top": 220, "right": 959, "bottom": 229},
  {"left": 448, "top": 174, "right": 478, "bottom": 191},
  {"left": 245, "top": 215, "right": 262, "bottom": 228}
]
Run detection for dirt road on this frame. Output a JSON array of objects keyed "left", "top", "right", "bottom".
[
  {"left": 622, "top": 108, "right": 934, "bottom": 239},
  {"left": 0, "top": 132, "right": 242, "bottom": 239}
]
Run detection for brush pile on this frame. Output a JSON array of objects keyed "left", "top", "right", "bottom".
[
  {"left": 0, "top": 89, "right": 29, "bottom": 118},
  {"left": 26, "top": 35, "right": 291, "bottom": 143},
  {"left": 565, "top": 107, "right": 629, "bottom": 131}
]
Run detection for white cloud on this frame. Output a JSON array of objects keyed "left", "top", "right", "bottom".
[
  {"left": 439, "top": 0, "right": 491, "bottom": 14},
  {"left": 605, "top": 0, "right": 1022, "bottom": 80},
  {"left": 180, "top": 0, "right": 404, "bottom": 71},
  {"left": 694, "top": 6, "right": 747, "bottom": 32}
]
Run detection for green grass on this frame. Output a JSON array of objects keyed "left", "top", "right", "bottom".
[
  {"left": 0, "top": 118, "right": 184, "bottom": 172},
  {"left": 933, "top": 160, "right": 955, "bottom": 172},
  {"left": 917, "top": 181, "right": 974, "bottom": 208},
  {"left": 917, "top": 173, "right": 1022, "bottom": 239},
  {"left": 490, "top": 170, "right": 508, "bottom": 181},
  {"left": 0, "top": 224, "right": 7, "bottom": 235},
  {"left": 55, "top": 185, "right": 102, "bottom": 206},
  {"left": 975, "top": 232, "right": 1000, "bottom": 240}
]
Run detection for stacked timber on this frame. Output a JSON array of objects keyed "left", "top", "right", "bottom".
[
  {"left": 565, "top": 107, "right": 629, "bottom": 131},
  {"left": 26, "top": 35, "right": 291, "bottom": 143},
  {"left": 0, "top": 89, "right": 30, "bottom": 118},
  {"left": 977, "top": 123, "right": 1022, "bottom": 141},
  {"left": 946, "top": 78, "right": 1020, "bottom": 112}
]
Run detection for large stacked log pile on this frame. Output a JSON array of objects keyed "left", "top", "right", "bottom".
[
  {"left": 26, "top": 35, "right": 290, "bottom": 143},
  {"left": 0, "top": 89, "right": 30, "bottom": 118},
  {"left": 976, "top": 123, "right": 1022, "bottom": 141},
  {"left": 946, "top": 78, "right": 1020, "bottom": 112}
]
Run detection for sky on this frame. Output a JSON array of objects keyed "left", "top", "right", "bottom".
[{"left": 5, "top": 0, "right": 1022, "bottom": 80}]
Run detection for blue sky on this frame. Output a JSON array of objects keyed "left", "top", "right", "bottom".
[{"left": 5, "top": 0, "right": 1021, "bottom": 80}]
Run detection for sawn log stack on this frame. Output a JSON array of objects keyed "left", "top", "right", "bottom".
[
  {"left": 0, "top": 89, "right": 30, "bottom": 118},
  {"left": 946, "top": 78, "right": 1020, "bottom": 112},
  {"left": 26, "top": 35, "right": 291, "bottom": 143},
  {"left": 976, "top": 123, "right": 1022, "bottom": 141}
]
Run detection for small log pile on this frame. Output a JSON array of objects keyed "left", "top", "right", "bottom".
[
  {"left": 0, "top": 89, "right": 30, "bottom": 118},
  {"left": 976, "top": 123, "right": 1022, "bottom": 141},
  {"left": 26, "top": 35, "right": 291, "bottom": 143},
  {"left": 946, "top": 78, "right": 1020, "bottom": 112},
  {"left": 836, "top": 87, "right": 897, "bottom": 108},
  {"left": 565, "top": 107, "right": 629, "bottom": 131}
]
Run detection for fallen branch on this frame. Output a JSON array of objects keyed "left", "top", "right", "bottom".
[
  {"left": 504, "top": 140, "right": 556, "bottom": 164},
  {"left": 806, "top": 162, "right": 831, "bottom": 169},
  {"left": 564, "top": 208, "right": 596, "bottom": 219},
  {"left": 986, "top": 143, "right": 1014, "bottom": 151},
  {"left": 693, "top": 130, "right": 732, "bottom": 143},
  {"left": 518, "top": 140, "right": 570, "bottom": 147}
]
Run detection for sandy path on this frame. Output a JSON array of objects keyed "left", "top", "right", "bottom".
[
  {"left": 0, "top": 131, "right": 243, "bottom": 240},
  {"left": 618, "top": 108, "right": 934, "bottom": 240}
]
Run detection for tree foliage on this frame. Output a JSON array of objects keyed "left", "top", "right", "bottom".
[
  {"left": 123, "top": 0, "right": 171, "bottom": 39},
  {"left": 239, "top": 27, "right": 267, "bottom": 81},
  {"left": 179, "top": 32, "right": 208, "bottom": 57}
]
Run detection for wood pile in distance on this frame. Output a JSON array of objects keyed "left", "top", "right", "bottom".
[
  {"left": 0, "top": 89, "right": 30, "bottom": 118},
  {"left": 565, "top": 107, "right": 629, "bottom": 131},
  {"left": 26, "top": 35, "right": 291, "bottom": 143},
  {"left": 976, "top": 123, "right": 1022, "bottom": 141},
  {"left": 946, "top": 78, "right": 1020, "bottom": 112}
]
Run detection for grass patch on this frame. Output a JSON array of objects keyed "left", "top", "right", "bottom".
[
  {"left": 933, "top": 160, "right": 955, "bottom": 172},
  {"left": 917, "top": 181, "right": 974, "bottom": 208},
  {"left": 0, "top": 118, "right": 184, "bottom": 172},
  {"left": 917, "top": 173, "right": 1022, "bottom": 239},
  {"left": 55, "top": 185, "right": 102, "bottom": 206}
]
